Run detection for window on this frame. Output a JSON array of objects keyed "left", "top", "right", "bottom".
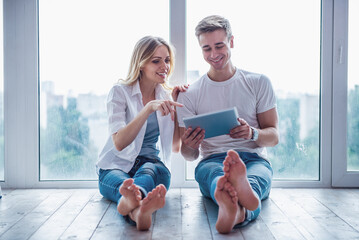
[
  {"left": 39, "top": 0, "right": 169, "bottom": 180},
  {"left": 347, "top": 0, "right": 359, "bottom": 171},
  {"left": 0, "top": 0, "right": 3, "bottom": 181},
  {"left": 186, "top": 0, "right": 321, "bottom": 180},
  {"left": 3, "top": 0, "right": 356, "bottom": 187}
]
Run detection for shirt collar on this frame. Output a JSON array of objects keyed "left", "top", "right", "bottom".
[{"left": 131, "top": 80, "right": 142, "bottom": 97}]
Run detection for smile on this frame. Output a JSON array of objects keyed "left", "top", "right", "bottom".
[
  {"left": 157, "top": 73, "right": 167, "bottom": 78},
  {"left": 210, "top": 57, "right": 223, "bottom": 63}
]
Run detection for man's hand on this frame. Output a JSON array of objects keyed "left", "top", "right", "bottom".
[
  {"left": 181, "top": 127, "right": 205, "bottom": 149},
  {"left": 229, "top": 118, "right": 252, "bottom": 139},
  {"left": 179, "top": 127, "right": 205, "bottom": 161}
]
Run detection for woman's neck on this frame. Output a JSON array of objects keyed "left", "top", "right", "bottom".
[{"left": 139, "top": 80, "right": 157, "bottom": 105}]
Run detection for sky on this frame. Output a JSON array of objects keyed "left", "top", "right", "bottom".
[{"left": 0, "top": 0, "right": 357, "bottom": 95}]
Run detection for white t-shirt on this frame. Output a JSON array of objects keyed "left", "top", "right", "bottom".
[
  {"left": 177, "top": 68, "right": 276, "bottom": 160},
  {"left": 97, "top": 81, "right": 174, "bottom": 173}
]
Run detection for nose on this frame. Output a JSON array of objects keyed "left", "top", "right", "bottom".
[
  {"left": 160, "top": 60, "right": 169, "bottom": 71},
  {"left": 210, "top": 49, "right": 219, "bottom": 59}
]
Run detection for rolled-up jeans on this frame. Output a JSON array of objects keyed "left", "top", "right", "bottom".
[
  {"left": 98, "top": 156, "right": 171, "bottom": 210},
  {"left": 195, "top": 151, "right": 273, "bottom": 227}
]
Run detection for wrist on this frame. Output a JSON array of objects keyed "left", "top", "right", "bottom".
[{"left": 250, "top": 127, "right": 259, "bottom": 141}]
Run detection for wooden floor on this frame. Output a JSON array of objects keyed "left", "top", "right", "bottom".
[{"left": 0, "top": 188, "right": 359, "bottom": 240}]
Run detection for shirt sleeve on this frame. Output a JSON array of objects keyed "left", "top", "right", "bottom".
[
  {"left": 107, "top": 86, "right": 127, "bottom": 135},
  {"left": 256, "top": 74, "right": 277, "bottom": 114},
  {"left": 176, "top": 91, "right": 196, "bottom": 128}
]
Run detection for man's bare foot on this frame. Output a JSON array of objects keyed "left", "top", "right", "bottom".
[
  {"left": 223, "top": 150, "right": 259, "bottom": 211},
  {"left": 130, "top": 184, "right": 167, "bottom": 231},
  {"left": 214, "top": 176, "right": 245, "bottom": 234},
  {"left": 117, "top": 178, "right": 142, "bottom": 216}
]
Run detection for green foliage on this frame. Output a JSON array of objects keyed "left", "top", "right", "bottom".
[
  {"left": 267, "top": 97, "right": 319, "bottom": 180},
  {"left": 347, "top": 85, "right": 359, "bottom": 170},
  {"left": 40, "top": 97, "right": 98, "bottom": 180}
]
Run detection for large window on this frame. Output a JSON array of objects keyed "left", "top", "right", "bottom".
[
  {"left": 3, "top": 0, "right": 357, "bottom": 188},
  {"left": 186, "top": 0, "right": 321, "bottom": 180},
  {"left": 347, "top": 0, "right": 359, "bottom": 171},
  {"left": 39, "top": 0, "right": 169, "bottom": 180}
]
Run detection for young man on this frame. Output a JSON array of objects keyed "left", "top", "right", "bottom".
[{"left": 177, "top": 15, "right": 279, "bottom": 233}]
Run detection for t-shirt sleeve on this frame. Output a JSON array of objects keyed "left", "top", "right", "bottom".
[
  {"left": 176, "top": 91, "right": 196, "bottom": 128},
  {"left": 256, "top": 74, "right": 277, "bottom": 114},
  {"left": 107, "top": 86, "right": 127, "bottom": 135}
]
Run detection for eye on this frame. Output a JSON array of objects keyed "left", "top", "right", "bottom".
[
  {"left": 216, "top": 46, "right": 224, "bottom": 49},
  {"left": 165, "top": 58, "right": 171, "bottom": 64},
  {"left": 152, "top": 60, "right": 160, "bottom": 64},
  {"left": 203, "top": 48, "right": 211, "bottom": 52}
]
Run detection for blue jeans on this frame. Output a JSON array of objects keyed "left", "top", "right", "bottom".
[
  {"left": 98, "top": 156, "right": 171, "bottom": 208},
  {"left": 195, "top": 151, "right": 273, "bottom": 227}
]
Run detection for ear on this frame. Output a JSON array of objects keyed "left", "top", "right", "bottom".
[{"left": 230, "top": 35, "right": 234, "bottom": 48}]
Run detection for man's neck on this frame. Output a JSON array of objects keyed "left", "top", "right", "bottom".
[{"left": 207, "top": 64, "right": 236, "bottom": 82}]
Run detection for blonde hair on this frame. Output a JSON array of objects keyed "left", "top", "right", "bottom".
[
  {"left": 195, "top": 15, "right": 232, "bottom": 40},
  {"left": 120, "top": 36, "right": 175, "bottom": 89}
]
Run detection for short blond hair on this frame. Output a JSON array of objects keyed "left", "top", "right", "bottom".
[
  {"left": 120, "top": 36, "right": 175, "bottom": 89},
  {"left": 195, "top": 15, "right": 232, "bottom": 40}
]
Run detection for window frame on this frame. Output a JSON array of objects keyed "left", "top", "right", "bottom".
[
  {"left": 0, "top": 0, "right": 349, "bottom": 188},
  {"left": 332, "top": 0, "right": 359, "bottom": 187}
]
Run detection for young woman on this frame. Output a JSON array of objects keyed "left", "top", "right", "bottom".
[{"left": 97, "top": 36, "right": 186, "bottom": 230}]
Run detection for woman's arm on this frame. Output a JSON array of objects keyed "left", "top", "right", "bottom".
[
  {"left": 113, "top": 99, "right": 183, "bottom": 151},
  {"left": 112, "top": 104, "right": 152, "bottom": 151}
]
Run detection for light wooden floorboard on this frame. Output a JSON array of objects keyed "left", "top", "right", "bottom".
[{"left": 0, "top": 188, "right": 358, "bottom": 240}]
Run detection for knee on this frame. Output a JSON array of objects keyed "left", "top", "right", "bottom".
[
  {"left": 138, "top": 162, "right": 155, "bottom": 174},
  {"left": 195, "top": 163, "right": 223, "bottom": 184},
  {"left": 156, "top": 163, "right": 171, "bottom": 177}
]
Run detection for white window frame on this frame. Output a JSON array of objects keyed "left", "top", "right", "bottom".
[
  {"left": 1, "top": 0, "right": 353, "bottom": 188},
  {"left": 332, "top": 0, "right": 359, "bottom": 187}
]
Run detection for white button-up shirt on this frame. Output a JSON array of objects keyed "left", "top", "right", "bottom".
[{"left": 97, "top": 80, "right": 174, "bottom": 173}]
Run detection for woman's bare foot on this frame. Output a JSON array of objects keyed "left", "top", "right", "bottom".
[
  {"left": 117, "top": 178, "right": 142, "bottom": 216},
  {"left": 214, "top": 176, "right": 245, "bottom": 234},
  {"left": 130, "top": 184, "right": 167, "bottom": 231},
  {"left": 223, "top": 150, "right": 259, "bottom": 211}
]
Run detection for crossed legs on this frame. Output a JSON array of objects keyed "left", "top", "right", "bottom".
[
  {"left": 98, "top": 159, "right": 170, "bottom": 231},
  {"left": 214, "top": 176, "right": 246, "bottom": 233},
  {"left": 196, "top": 150, "right": 272, "bottom": 234},
  {"left": 214, "top": 150, "right": 259, "bottom": 233},
  {"left": 118, "top": 179, "right": 167, "bottom": 230}
]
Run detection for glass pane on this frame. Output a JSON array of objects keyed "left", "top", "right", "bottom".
[
  {"left": 39, "top": 0, "right": 169, "bottom": 180},
  {"left": 347, "top": 0, "right": 359, "bottom": 171},
  {"left": 186, "top": 0, "right": 320, "bottom": 180},
  {"left": 0, "top": 0, "right": 3, "bottom": 181}
]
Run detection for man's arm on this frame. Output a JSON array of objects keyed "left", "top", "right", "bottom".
[
  {"left": 255, "top": 107, "right": 279, "bottom": 147},
  {"left": 229, "top": 107, "right": 279, "bottom": 147},
  {"left": 179, "top": 127, "right": 205, "bottom": 161}
]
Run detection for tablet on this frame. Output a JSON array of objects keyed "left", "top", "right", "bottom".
[{"left": 182, "top": 107, "right": 240, "bottom": 139}]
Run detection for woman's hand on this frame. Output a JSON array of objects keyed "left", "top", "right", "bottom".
[
  {"left": 146, "top": 100, "right": 183, "bottom": 121},
  {"left": 172, "top": 84, "right": 189, "bottom": 102}
]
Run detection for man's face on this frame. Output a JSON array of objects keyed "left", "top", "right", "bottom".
[{"left": 198, "top": 29, "right": 233, "bottom": 71}]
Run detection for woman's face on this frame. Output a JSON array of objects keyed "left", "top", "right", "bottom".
[{"left": 141, "top": 45, "right": 171, "bottom": 85}]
